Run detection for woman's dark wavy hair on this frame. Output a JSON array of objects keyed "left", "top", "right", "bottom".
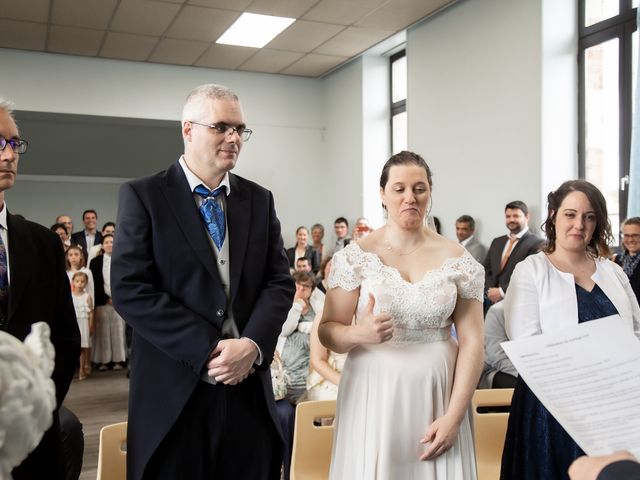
[
  {"left": 542, "top": 179, "right": 613, "bottom": 257},
  {"left": 379, "top": 151, "right": 433, "bottom": 189}
]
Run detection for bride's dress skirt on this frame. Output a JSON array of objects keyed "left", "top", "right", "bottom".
[{"left": 329, "top": 338, "right": 477, "bottom": 480}]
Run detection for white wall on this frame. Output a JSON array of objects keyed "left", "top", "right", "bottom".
[
  {"left": 361, "top": 54, "right": 391, "bottom": 229},
  {"left": 321, "top": 58, "right": 365, "bottom": 247},
  {"left": 0, "top": 48, "right": 326, "bottom": 245},
  {"left": 406, "top": 0, "right": 576, "bottom": 244}
]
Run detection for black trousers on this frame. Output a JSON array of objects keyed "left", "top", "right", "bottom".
[
  {"left": 13, "top": 413, "right": 66, "bottom": 480},
  {"left": 492, "top": 371, "right": 517, "bottom": 389},
  {"left": 143, "top": 375, "right": 281, "bottom": 480},
  {"left": 59, "top": 406, "right": 84, "bottom": 480}
]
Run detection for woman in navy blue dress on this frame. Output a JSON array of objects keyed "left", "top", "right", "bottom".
[{"left": 500, "top": 180, "right": 640, "bottom": 480}]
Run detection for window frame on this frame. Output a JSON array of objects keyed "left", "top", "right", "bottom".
[
  {"left": 390, "top": 49, "right": 407, "bottom": 154},
  {"left": 578, "top": 0, "right": 637, "bottom": 223}
]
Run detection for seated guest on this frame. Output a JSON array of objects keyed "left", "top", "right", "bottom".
[
  {"left": 275, "top": 271, "right": 321, "bottom": 480},
  {"left": 477, "top": 302, "right": 517, "bottom": 389},
  {"left": 615, "top": 217, "right": 640, "bottom": 304},
  {"left": 307, "top": 309, "right": 347, "bottom": 401},
  {"left": 286, "top": 226, "right": 320, "bottom": 273},
  {"left": 315, "top": 256, "right": 332, "bottom": 294},
  {"left": 311, "top": 223, "right": 325, "bottom": 260},
  {"left": 295, "top": 257, "right": 312, "bottom": 273}
]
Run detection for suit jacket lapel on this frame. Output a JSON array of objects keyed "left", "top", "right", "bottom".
[
  {"left": 227, "top": 174, "right": 250, "bottom": 301},
  {"left": 507, "top": 232, "right": 529, "bottom": 260},
  {"left": 7, "top": 213, "right": 34, "bottom": 323},
  {"left": 161, "top": 162, "right": 222, "bottom": 284}
]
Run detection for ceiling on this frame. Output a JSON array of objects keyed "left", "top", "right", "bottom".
[{"left": 0, "top": 0, "right": 454, "bottom": 78}]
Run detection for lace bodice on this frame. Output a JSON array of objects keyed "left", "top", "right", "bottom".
[{"left": 328, "top": 243, "right": 484, "bottom": 345}]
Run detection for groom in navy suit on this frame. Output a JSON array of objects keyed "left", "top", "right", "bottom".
[{"left": 111, "top": 84, "right": 294, "bottom": 480}]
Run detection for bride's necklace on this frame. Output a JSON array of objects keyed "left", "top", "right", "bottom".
[{"left": 384, "top": 232, "right": 425, "bottom": 256}]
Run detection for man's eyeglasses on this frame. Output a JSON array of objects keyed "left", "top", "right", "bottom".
[
  {"left": 622, "top": 233, "right": 640, "bottom": 241},
  {"left": 0, "top": 137, "right": 28, "bottom": 154},
  {"left": 189, "top": 121, "right": 253, "bottom": 141}
]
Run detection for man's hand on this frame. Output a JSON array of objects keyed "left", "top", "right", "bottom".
[
  {"left": 486, "top": 287, "right": 502, "bottom": 304},
  {"left": 206, "top": 338, "right": 258, "bottom": 385},
  {"left": 568, "top": 452, "right": 636, "bottom": 480}
]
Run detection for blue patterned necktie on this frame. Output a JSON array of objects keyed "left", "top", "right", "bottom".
[
  {"left": 194, "top": 184, "right": 226, "bottom": 249},
  {"left": 0, "top": 231, "right": 8, "bottom": 330}
]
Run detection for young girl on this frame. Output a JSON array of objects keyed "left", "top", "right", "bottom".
[
  {"left": 71, "top": 271, "right": 94, "bottom": 380},
  {"left": 65, "top": 245, "right": 95, "bottom": 304}
]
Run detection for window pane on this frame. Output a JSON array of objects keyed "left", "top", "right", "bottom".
[
  {"left": 633, "top": 0, "right": 639, "bottom": 9},
  {"left": 634, "top": 30, "right": 638, "bottom": 117},
  {"left": 585, "top": 38, "right": 620, "bottom": 240},
  {"left": 392, "top": 112, "right": 407, "bottom": 154},
  {"left": 391, "top": 55, "right": 407, "bottom": 103},
  {"left": 585, "top": 0, "right": 619, "bottom": 27}
]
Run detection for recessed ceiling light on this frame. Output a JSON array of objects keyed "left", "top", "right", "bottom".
[{"left": 216, "top": 12, "right": 295, "bottom": 49}]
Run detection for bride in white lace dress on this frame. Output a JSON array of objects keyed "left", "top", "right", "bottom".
[{"left": 319, "top": 151, "right": 485, "bottom": 479}]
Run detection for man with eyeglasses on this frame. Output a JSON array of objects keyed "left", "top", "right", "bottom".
[
  {"left": 111, "top": 84, "right": 294, "bottom": 480},
  {"left": 615, "top": 217, "right": 640, "bottom": 304},
  {"left": 0, "top": 100, "right": 80, "bottom": 480}
]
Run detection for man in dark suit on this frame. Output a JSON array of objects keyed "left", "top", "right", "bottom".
[
  {"left": 0, "top": 100, "right": 80, "bottom": 479},
  {"left": 111, "top": 84, "right": 295, "bottom": 480},
  {"left": 70, "top": 209, "right": 102, "bottom": 258},
  {"left": 483, "top": 200, "right": 544, "bottom": 308}
]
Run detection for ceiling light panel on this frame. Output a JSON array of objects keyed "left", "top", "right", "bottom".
[{"left": 216, "top": 12, "right": 295, "bottom": 48}]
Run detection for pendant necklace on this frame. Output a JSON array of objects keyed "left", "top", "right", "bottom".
[{"left": 384, "top": 233, "right": 424, "bottom": 256}]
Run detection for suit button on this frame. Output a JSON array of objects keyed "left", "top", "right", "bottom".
[{"left": 216, "top": 309, "right": 224, "bottom": 317}]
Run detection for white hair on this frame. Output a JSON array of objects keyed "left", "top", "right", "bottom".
[
  {"left": 0, "top": 323, "right": 56, "bottom": 478},
  {"left": 0, "top": 99, "right": 13, "bottom": 115},
  {"left": 181, "top": 84, "right": 239, "bottom": 123}
]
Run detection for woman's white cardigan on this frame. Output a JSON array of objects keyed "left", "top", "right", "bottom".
[{"left": 505, "top": 252, "right": 640, "bottom": 340}]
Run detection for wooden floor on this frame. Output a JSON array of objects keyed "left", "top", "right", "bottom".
[{"left": 63, "top": 368, "right": 129, "bottom": 480}]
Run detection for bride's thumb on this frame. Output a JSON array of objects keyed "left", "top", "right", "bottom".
[{"left": 367, "top": 293, "right": 376, "bottom": 313}]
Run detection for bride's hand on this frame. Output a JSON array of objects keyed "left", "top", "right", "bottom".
[
  {"left": 357, "top": 293, "right": 393, "bottom": 344},
  {"left": 419, "top": 414, "right": 460, "bottom": 460}
]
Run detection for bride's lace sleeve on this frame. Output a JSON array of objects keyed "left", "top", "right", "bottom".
[
  {"left": 327, "top": 247, "right": 362, "bottom": 292},
  {"left": 454, "top": 253, "right": 485, "bottom": 303}
]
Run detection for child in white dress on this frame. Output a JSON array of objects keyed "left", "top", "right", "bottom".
[
  {"left": 71, "top": 271, "right": 94, "bottom": 380},
  {"left": 65, "top": 245, "right": 95, "bottom": 304}
]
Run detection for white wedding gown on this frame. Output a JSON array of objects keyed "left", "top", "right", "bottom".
[{"left": 328, "top": 243, "right": 483, "bottom": 480}]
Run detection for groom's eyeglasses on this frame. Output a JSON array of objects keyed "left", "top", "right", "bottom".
[{"left": 189, "top": 121, "right": 253, "bottom": 142}]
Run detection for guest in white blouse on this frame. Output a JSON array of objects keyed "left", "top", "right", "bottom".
[{"left": 501, "top": 179, "right": 640, "bottom": 480}]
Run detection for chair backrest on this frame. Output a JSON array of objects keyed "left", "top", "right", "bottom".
[
  {"left": 290, "top": 399, "right": 336, "bottom": 480},
  {"left": 96, "top": 421, "right": 127, "bottom": 480},
  {"left": 471, "top": 388, "right": 514, "bottom": 480}
]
